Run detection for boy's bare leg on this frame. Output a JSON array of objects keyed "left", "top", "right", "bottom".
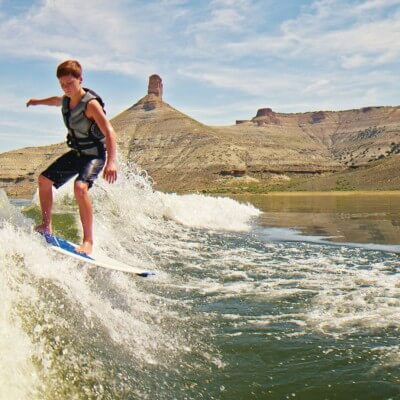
[
  {"left": 35, "top": 174, "right": 53, "bottom": 234},
  {"left": 74, "top": 180, "right": 93, "bottom": 255}
]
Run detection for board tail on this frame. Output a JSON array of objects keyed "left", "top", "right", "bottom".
[{"left": 137, "top": 272, "right": 156, "bottom": 278}]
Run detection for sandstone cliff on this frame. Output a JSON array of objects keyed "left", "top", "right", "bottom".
[
  {"left": 0, "top": 143, "right": 67, "bottom": 197},
  {"left": 1, "top": 75, "right": 400, "bottom": 197},
  {"left": 239, "top": 106, "right": 400, "bottom": 167}
]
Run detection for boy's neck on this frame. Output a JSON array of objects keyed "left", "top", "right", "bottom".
[{"left": 69, "top": 88, "right": 86, "bottom": 105}]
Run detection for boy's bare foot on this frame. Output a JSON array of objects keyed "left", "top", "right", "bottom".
[
  {"left": 34, "top": 223, "right": 52, "bottom": 235},
  {"left": 75, "top": 241, "right": 93, "bottom": 255}
]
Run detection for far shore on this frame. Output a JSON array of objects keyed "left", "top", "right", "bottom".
[
  {"left": 7, "top": 189, "right": 400, "bottom": 201},
  {"left": 230, "top": 190, "right": 400, "bottom": 196}
]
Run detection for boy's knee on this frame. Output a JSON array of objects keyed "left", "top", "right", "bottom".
[{"left": 74, "top": 180, "right": 89, "bottom": 197}]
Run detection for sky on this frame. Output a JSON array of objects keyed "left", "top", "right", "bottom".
[{"left": 1, "top": 0, "right": 400, "bottom": 153}]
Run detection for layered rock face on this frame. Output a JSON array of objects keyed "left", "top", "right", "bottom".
[
  {"left": 0, "top": 144, "right": 67, "bottom": 197},
  {"left": 238, "top": 105, "right": 400, "bottom": 168},
  {"left": 252, "top": 108, "right": 280, "bottom": 125},
  {"left": 2, "top": 75, "right": 400, "bottom": 196}
]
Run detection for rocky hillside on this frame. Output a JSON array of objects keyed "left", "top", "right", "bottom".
[
  {"left": 0, "top": 143, "right": 67, "bottom": 197},
  {"left": 240, "top": 106, "right": 400, "bottom": 167},
  {"left": 1, "top": 75, "right": 400, "bottom": 197},
  {"left": 111, "top": 86, "right": 339, "bottom": 192}
]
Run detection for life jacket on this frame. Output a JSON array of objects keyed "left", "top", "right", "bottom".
[{"left": 61, "top": 88, "right": 106, "bottom": 157}]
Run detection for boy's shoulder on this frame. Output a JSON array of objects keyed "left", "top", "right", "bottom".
[
  {"left": 84, "top": 88, "right": 105, "bottom": 109},
  {"left": 62, "top": 89, "right": 105, "bottom": 111}
]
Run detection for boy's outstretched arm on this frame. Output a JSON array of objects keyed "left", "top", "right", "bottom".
[
  {"left": 26, "top": 96, "right": 62, "bottom": 107},
  {"left": 86, "top": 100, "right": 118, "bottom": 184}
]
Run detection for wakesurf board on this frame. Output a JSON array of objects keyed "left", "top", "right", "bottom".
[{"left": 42, "top": 233, "right": 154, "bottom": 277}]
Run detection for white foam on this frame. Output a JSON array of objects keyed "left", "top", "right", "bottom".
[
  {"left": 0, "top": 223, "right": 40, "bottom": 399},
  {"left": 371, "top": 345, "right": 400, "bottom": 371},
  {"left": 304, "top": 266, "right": 400, "bottom": 335},
  {"left": 6, "top": 162, "right": 400, "bottom": 392},
  {"left": 0, "top": 179, "right": 225, "bottom": 397},
  {"left": 0, "top": 189, "right": 31, "bottom": 228},
  {"left": 159, "top": 193, "right": 260, "bottom": 232}
]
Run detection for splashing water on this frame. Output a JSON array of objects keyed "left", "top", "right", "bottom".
[
  {"left": 0, "top": 162, "right": 259, "bottom": 400},
  {"left": 1, "top": 162, "right": 399, "bottom": 399}
]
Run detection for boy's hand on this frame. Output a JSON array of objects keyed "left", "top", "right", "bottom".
[
  {"left": 103, "top": 160, "right": 117, "bottom": 184},
  {"left": 26, "top": 97, "right": 62, "bottom": 107},
  {"left": 26, "top": 99, "right": 37, "bottom": 107}
]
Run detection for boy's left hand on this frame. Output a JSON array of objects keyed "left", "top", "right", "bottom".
[{"left": 103, "top": 160, "right": 117, "bottom": 184}]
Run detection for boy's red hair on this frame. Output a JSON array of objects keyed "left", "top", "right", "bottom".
[{"left": 56, "top": 60, "right": 82, "bottom": 79}]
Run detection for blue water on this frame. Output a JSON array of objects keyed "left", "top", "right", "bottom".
[{"left": 1, "top": 180, "right": 399, "bottom": 399}]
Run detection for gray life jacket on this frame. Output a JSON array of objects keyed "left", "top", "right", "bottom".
[{"left": 62, "top": 88, "right": 106, "bottom": 157}]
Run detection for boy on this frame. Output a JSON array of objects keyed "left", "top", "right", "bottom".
[{"left": 26, "top": 59, "right": 117, "bottom": 255}]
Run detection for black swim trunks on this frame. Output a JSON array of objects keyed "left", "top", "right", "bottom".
[{"left": 41, "top": 150, "right": 105, "bottom": 189}]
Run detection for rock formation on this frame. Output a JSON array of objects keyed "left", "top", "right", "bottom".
[
  {"left": 255, "top": 108, "right": 274, "bottom": 118},
  {"left": 252, "top": 108, "right": 280, "bottom": 125},
  {"left": 235, "top": 108, "right": 282, "bottom": 126},
  {"left": 148, "top": 74, "right": 163, "bottom": 98},
  {"left": 128, "top": 74, "right": 164, "bottom": 112}
]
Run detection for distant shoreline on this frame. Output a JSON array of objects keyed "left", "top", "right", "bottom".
[
  {"left": 230, "top": 190, "right": 400, "bottom": 196},
  {"left": 177, "top": 189, "right": 400, "bottom": 197},
  {"left": 7, "top": 189, "right": 400, "bottom": 201}
]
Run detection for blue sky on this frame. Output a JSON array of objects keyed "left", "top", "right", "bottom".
[{"left": 1, "top": 0, "right": 400, "bottom": 152}]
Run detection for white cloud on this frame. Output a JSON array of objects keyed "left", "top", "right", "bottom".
[
  {"left": 1, "top": 0, "right": 400, "bottom": 137},
  {"left": 2, "top": 0, "right": 399, "bottom": 80},
  {"left": 203, "top": 7, "right": 245, "bottom": 30},
  {"left": 304, "top": 79, "right": 332, "bottom": 95},
  {"left": 355, "top": 0, "right": 400, "bottom": 12},
  {"left": 179, "top": 65, "right": 299, "bottom": 96},
  {"left": 178, "top": 59, "right": 400, "bottom": 115},
  {"left": 202, "top": 0, "right": 255, "bottom": 31},
  {"left": 225, "top": 0, "right": 400, "bottom": 70},
  {"left": 340, "top": 54, "right": 368, "bottom": 69},
  {"left": 0, "top": 0, "right": 168, "bottom": 76},
  {"left": 179, "top": 100, "right": 261, "bottom": 125},
  {"left": 184, "top": 0, "right": 258, "bottom": 57},
  {"left": 0, "top": 121, "right": 58, "bottom": 136}
]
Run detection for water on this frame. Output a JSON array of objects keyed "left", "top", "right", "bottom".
[
  {"left": 1, "top": 170, "right": 399, "bottom": 399},
  {"left": 237, "top": 192, "right": 400, "bottom": 246}
]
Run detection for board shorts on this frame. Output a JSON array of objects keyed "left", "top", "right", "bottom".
[{"left": 41, "top": 150, "right": 105, "bottom": 189}]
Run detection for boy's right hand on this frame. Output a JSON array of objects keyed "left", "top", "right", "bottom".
[{"left": 103, "top": 160, "right": 117, "bottom": 184}]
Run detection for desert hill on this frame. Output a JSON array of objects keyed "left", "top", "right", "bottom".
[
  {"left": 278, "top": 154, "right": 400, "bottom": 192},
  {"left": 111, "top": 77, "right": 339, "bottom": 192},
  {"left": 0, "top": 143, "right": 68, "bottom": 197},
  {"left": 1, "top": 75, "right": 400, "bottom": 197},
  {"left": 240, "top": 106, "right": 400, "bottom": 166}
]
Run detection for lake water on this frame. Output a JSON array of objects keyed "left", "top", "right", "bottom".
[
  {"left": 1, "top": 173, "right": 399, "bottom": 399},
  {"left": 235, "top": 192, "right": 400, "bottom": 248}
]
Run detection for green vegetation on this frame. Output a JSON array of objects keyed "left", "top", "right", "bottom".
[
  {"left": 334, "top": 177, "right": 355, "bottom": 191},
  {"left": 197, "top": 175, "right": 310, "bottom": 194},
  {"left": 23, "top": 206, "right": 79, "bottom": 243},
  {"left": 193, "top": 156, "right": 400, "bottom": 194}
]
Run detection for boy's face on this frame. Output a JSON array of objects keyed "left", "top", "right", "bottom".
[{"left": 59, "top": 75, "right": 82, "bottom": 97}]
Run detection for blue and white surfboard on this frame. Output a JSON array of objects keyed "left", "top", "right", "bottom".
[{"left": 43, "top": 234, "right": 154, "bottom": 277}]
